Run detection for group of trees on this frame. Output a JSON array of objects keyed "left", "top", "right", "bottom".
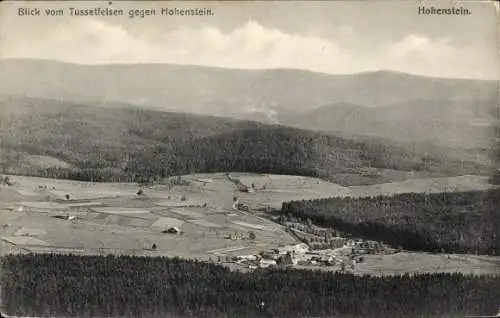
[
  {"left": 277, "top": 217, "right": 347, "bottom": 250},
  {"left": 2, "top": 253, "right": 499, "bottom": 318},
  {"left": 0, "top": 175, "right": 12, "bottom": 186},
  {"left": 282, "top": 189, "right": 500, "bottom": 255}
]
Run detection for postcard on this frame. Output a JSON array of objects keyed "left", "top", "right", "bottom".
[{"left": 0, "top": 1, "right": 498, "bottom": 317}]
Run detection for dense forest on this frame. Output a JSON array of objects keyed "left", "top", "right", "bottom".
[
  {"left": 282, "top": 189, "right": 500, "bottom": 255},
  {"left": 493, "top": 172, "right": 500, "bottom": 185},
  {"left": 493, "top": 126, "right": 500, "bottom": 185},
  {"left": 2, "top": 254, "right": 499, "bottom": 318},
  {"left": 0, "top": 97, "right": 489, "bottom": 186}
]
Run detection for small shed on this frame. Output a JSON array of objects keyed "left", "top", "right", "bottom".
[{"left": 163, "top": 226, "right": 181, "bottom": 234}]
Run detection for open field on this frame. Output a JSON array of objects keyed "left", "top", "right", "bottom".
[
  {"left": 0, "top": 173, "right": 299, "bottom": 262},
  {"left": 20, "top": 202, "right": 68, "bottom": 210},
  {"left": 231, "top": 221, "right": 266, "bottom": 230},
  {"left": 292, "top": 252, "right": 500, "bottom": 276},
  {"left": 228, "top": 173, "right": 498, "bottom": 209},
  {"left": 0, "top": 173, "right": 499, "bottom": 275},
  {"left": 151, "top": 217, "right": 184, "bottom": 228},
  {"left": 354, "top": 252, "right": 500, "bottom": 276},
  {"left": 349, "top": 175, "right": 496, "bottom": 197}
]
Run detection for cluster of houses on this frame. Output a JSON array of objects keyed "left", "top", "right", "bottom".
[
  {"left": 231, "top": 243, "right": 310, "bottom": 269},
  {"left": 231, "top": 239, "right": 393, "bottom": 270},
  {"left": 231, "top": 243, "right": 334, "bottom": 269}
]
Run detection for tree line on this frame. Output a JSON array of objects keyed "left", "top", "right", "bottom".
[{"left": 2, "top": 253, "right": 499, "bottom": 318}]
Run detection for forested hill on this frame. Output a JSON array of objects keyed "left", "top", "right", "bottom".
[
  {"left": 281, "top": 188, "right": 500, "bottom": 255},
  {"left": 126, "top": 126, "right": 485, "bottom": 186},
  {"left": 2, "top": 59, "right": 496, "bottom": 162},
  {"left": 280, "top": 99, "right": 497, "bottom": 150},
  {"left": 0, "top": 96, "right": 489, "bottom": 186}
]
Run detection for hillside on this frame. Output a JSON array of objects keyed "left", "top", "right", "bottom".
[
  {"left": 1, "top": 59, "right": 497, "bottom": 160},
  {"left": 0, "top": 97, "right": 489, "bottom": 186},
  {"left": 280, "top": 99, "right": 497, "bottom": 150}
]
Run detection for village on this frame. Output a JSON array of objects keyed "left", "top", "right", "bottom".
[
  {"left": 159, "top": 211, "right": 396, "bottom": 273},
  {"left": 219, "top": 234, "right": 395, "bottom": 272},
  {"left": 216, "top": 174, "right": 397, "bottom": 271},
  {"left": 158, "top": 213, "right": 398, "bottom": 273}
]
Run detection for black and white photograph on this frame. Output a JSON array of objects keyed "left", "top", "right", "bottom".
[{"left": 0, "top": 0, "right": 499, "bottom": 317}]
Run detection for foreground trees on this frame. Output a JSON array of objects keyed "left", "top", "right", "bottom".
[{"left": 2, "top": 254, "right": 499, "bottom": 317}]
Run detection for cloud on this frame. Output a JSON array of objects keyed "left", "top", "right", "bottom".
[
  {"left": 391, "top": 34, "right": 433, "bottom": 57},
  {"left": 387, "top": 34, "right": 494, "bottom": 79},
  {"left": 0, "top": 18, "right": 496, "bottom": 79}
]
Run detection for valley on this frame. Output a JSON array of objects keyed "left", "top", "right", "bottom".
[{"left": 1, "top": 172, "right": 498, "bottom": 276}]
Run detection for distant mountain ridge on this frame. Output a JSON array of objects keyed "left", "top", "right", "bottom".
[{"left": 0, "top": 58, "right": 496, "bottom": 115}]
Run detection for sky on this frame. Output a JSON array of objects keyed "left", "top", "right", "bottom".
[{"left": 0, "top": 0, "right": 498, "bottom": 80}]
